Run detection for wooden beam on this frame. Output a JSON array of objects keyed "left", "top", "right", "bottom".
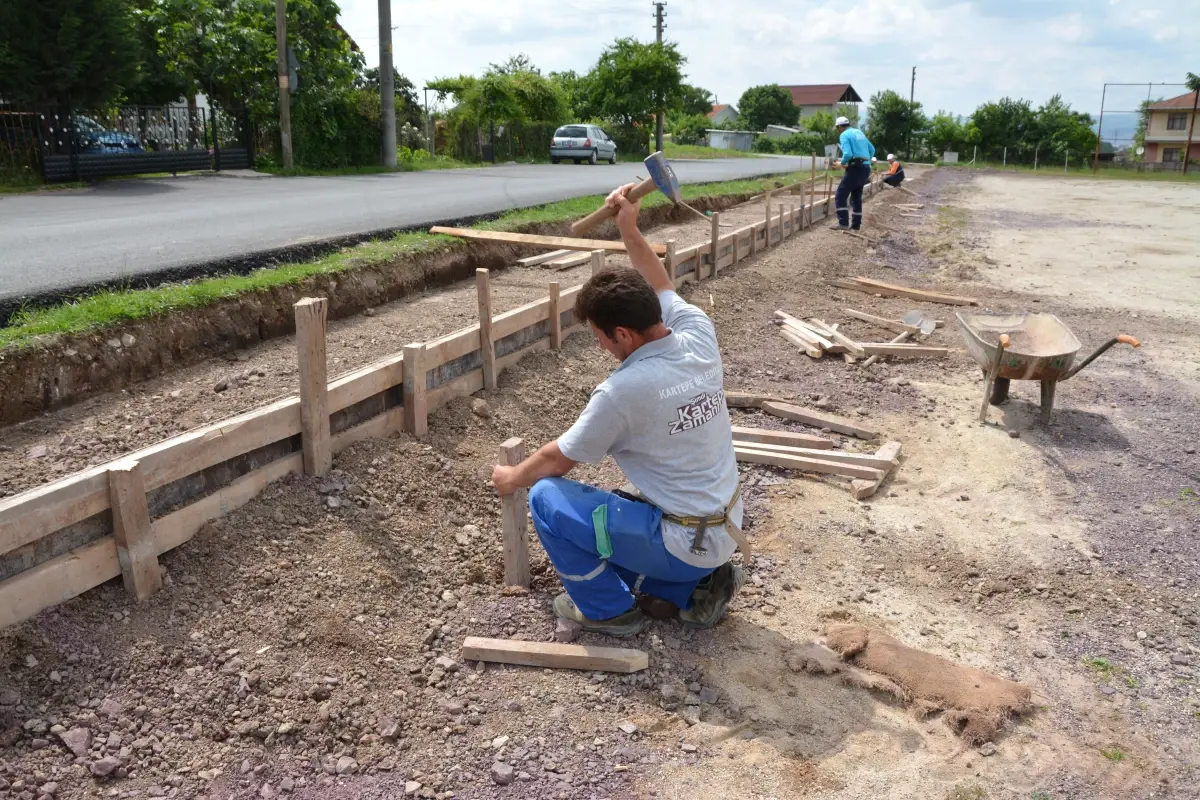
[
  {"left": 731, "top": 426, "right": 834, "bottom": 449},
  {"left": 664, "top": 239, "right": 677, "bottom": 278},
  {"left": 843, "top": 308, "right": 919, "bottom": 336},
  {"left": 848, "top": 277, "right": 979, "bottom": 307},
  {"left": 107, "top": 461, "right": 161, "bottom": 601},
  {"left": 764, "top": 192, "right": 772, "bottom": 247},
  {"left": 774, "top": 312, "right": 833, "bottom": 349},
  {"left": 590, "top": 249, "right": 605, "bottom": 276},
  {"left": 548, "top": 252, "right": 591, "bottom": 270},
  {"left": 498, "top": 438, "right": 530, "bottom": 588},
  {"left": 781, "top": 329, "right": 822, "bottom": 358},
  {"left": 851, "top": 441, "right": 903, "bottom": 500},
  {"left": 812, "top": 317, "right": 866, "bottom": 358},
  {"left": 294, "top": 297, "right": 331, "bottom": 477},
  {"left": 861, "top": 331, "right": 912, "bottom": 368},
  {"left": 429, "top": 226, "right": 666, "bottom": 255},
  {"left": 859, "top": 343, "right": 948, "bottom": 358},
  {"left": 548, "top": 282, "right": 562, "bottom": 350},
  {"left": 518, "top": 249, "right": 570, "bottom": 266},
  {"left": 710, "top": 212, "right": 720, "bottom": 277},
  {"left": 734, "top": 447, "right": 886, "bottom": 481},
  {"left": 462, "top": 636, "right": 648, "bottom": 673},
  {"left": 402, "top": 343, "right": 428, "bottom": 437},
  {"left": 476, "top": 269, "right": 497, "bottom": 390},
  {"left": 732, "top": 441, "right": 898, "bottom": 470},
  {"left": 725, "top": 391, "right": 782, "bottom": 409},
  {"left": 760, "top": 401, "right": 879, "bottom": 440}
]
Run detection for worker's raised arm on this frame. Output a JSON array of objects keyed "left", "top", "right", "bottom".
[{"left": 607, "top": 184, "right": 673, "bottom": 294}]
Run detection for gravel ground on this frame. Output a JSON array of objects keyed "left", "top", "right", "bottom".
[{"left": 1, "top": 168, "right": 1197, "bottom": 800}]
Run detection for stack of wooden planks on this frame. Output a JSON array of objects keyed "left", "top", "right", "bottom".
[
  {"left": 732, "top": 423, "right": 901, "bottom": 500},
  {"left": 774, "top": 309, "right": 949, "bottom": 362}
]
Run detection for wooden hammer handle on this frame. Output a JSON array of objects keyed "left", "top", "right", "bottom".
[{"left": 570, "top": 176, "right": 659, "bottom": 236}]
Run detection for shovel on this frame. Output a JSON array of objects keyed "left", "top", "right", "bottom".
[{"left": 902, "top": 310, "right": 938, "bottom": 336}]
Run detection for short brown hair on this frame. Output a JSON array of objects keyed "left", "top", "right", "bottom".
[{"left": 574, "top": 267, "right": 662, "bottom": 338}]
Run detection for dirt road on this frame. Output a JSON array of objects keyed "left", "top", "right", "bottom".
[{"left": 1, "top": 169, "right": 1197, "bottom": 800}]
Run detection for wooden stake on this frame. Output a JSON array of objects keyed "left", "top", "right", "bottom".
[
  {"left": 861, "top": 331, "right": 912, "bottom": 368},
  {"left": 548, "top": 281, "right": 562, "bottom": 350},
  {"left": 107, "top": 461, "right": 162, "bottom": 601},
  {"left": 664, "top": 238, "right": 677, "bottom": 280},
  {"left": 463, "top": 636, "right": 648, "bottom": 673},
  {"left": 293, "top": 297, "right": 331, "bottom": 477},
  {"left": 732, "top": 225, "right": 741, "bottom": 265},
  {"left": 710, "top": 211, "right": 720, "bottom": 277},
  {"left": 811, "top": 152, "right": 816, "bottom": 184},
  {"left": 476, "top": 269, "right": 497, "bottom": 390},
  {"left": 498, "top": 437, "right": 530, "bottom": 588},
  {"left": 778, "top": 204, "right": 784, "bottom": 241},
  {"left": 590, "top": 249, "right": 605, "bottom": 277},
  {"left": 764, "top": 191, "right": 772, "bottom": 247},
  {"left": 402, "top": 343, "right": 428, "bottom": 437}
]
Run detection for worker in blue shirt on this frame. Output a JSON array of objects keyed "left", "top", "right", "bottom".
[{"left": 830, "top": 116, "right": 875, "bottom": 231}]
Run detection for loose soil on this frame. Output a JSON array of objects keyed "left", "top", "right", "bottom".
[{"left": 1, "top": 169, "right": 1198, "bottom": 800}]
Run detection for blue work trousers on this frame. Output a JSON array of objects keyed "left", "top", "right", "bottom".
[
  {"left": 836, "top": 163, "right": 873, "bottom": 229},
  {"left": 529, "top": 478, "right": 714, "bottom": 621}
]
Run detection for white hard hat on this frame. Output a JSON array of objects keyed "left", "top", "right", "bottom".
[
  {"left": 887, "top": 153, "right": 896, "bottom": 160},
  {"left": 871, "top": 157, "right": 878, "bottom": 163},
  {"left": 835, "top": 116, "right": 850, "bottom": 127}
]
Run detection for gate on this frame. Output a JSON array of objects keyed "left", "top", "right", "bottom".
[{"left": 1, "top": 105, "right": 253, "bottom": 183}]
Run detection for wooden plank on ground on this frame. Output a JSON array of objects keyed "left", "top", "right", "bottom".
[
  {"left": 548, "top": 252, "right": 591, "bottom": 270},
  {"left": 849, "top": 277, "right": 979, "bottom": 307},
  {"left": 731, "top": 426, "right": 834, "bottom": 449},
  {"left": 734, "top": 447, "right": 886, "bottom": 481},
  {"left": 775, "top": 312, "right": 833, "bottom": 348},
  {"left": 781, "top": 329, "right": 822, "bottom": 358},
  {"left": 294, "top": 297, "right": 331, "bottom": 477},
  {"left": 107, "top": 461, "right": 161, "bottom": 601},
  {"left": 725, "top": 391, "right": 782, "bottom": 409},
  {"left": 477, "top": 269, "right": 497, "bottom": 390},
  {"left": 811, "top": 317, "right": 866, "bottom": 357},
  {"left": 851, "top": 441, "right": 903, "bottom": 500},
  {"left": 843, "top": 309, "right": 918, "bottom": 335},
  {"left": 462, "top": 636, "right": 648, "bottom": 673},
  {"left": 498, "top": 438, "right": 530, "bottom": 588},
  {"left": 429, "top": 227, "right": 666, "bottom": 255},
  {"left": 760, "top": 401, "right": 879, "bottom": 440},
  {"left": 518, "top": 249, "right": 570, "bottom": 266},
  {"left": 732, "top": 441, "right": 898, "bottom": 469},
  {"left": 859, "top": 343, "right": 948, "bottom": 358}
]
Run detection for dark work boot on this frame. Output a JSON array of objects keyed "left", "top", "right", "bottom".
[
  {"left": 678, "top": 562, "right": 746, "bottom": 629},
  {"left": 553, "top": 593, "right": 646, "bottom": 638}
]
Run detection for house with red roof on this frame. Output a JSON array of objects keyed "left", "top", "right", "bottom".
[
  {"left": 1141, "top": 91, "right": 1198, "bottom": 166},
  {"left": 780, "top": 84, "right": 863, "bottom": 120},
  {"left": 707, "top": 103, "right": 739, "bottom": 126}
]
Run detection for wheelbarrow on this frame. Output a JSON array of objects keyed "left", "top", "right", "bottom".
[{"left": 957, "top": 312, "right": 1140, "bottom": 423}]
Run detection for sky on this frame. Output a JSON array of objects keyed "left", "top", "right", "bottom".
[{"left": 337, "top": 0, "right": 1197, "bottom": 141}]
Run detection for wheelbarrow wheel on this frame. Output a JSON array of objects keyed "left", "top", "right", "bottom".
[
  {"left": 989, "top": 377, "right": 1011, "bottom": 406},
  {"left": 1040, "top": 380, "right": 1056, "bottom": 423}
]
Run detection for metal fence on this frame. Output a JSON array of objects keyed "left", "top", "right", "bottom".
[{"left": 0, "top": 105, "right": 253, "bottom": 183}]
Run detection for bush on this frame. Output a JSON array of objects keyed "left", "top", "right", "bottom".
[
  {"left": 292, "top": 88, "right": 382, "bottom": 169},
  {"left": 610, "top": 126, "right": 650, "bottom": 159},
  {"left": 672, "top": 114, "right": 710, "bottom": 146},
  {"left": 775, "top": 131, "right": 826, "bottom": 155},
  {"left": 752, "top": 136, "right": 776, "bottom": 154}
]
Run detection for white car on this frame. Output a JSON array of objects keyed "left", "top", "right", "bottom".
[{"left": 551, "top": 124, "right": 617, "bottom": 165}]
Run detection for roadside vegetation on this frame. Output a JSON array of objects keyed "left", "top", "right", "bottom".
[{"left": 0, "top": 171, "right": 808, "bottom": 351}]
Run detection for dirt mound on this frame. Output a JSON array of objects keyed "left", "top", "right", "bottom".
[{"left": 787, "top": 624, "right": 1033, "bottom": 744}]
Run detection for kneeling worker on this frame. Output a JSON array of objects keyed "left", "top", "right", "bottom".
[
  {"left": 491, "top": 183, "right": 747, "bottom": 637},
  {"left": 884, "top": 153, "right": 905, "bottom": 187},
  {"left": 830, "top": 116, "right": 875, "bottom": 231}
]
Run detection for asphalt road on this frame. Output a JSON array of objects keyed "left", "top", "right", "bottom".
[{"left": 0, "top": 156, "right": 809, "bottom": 301}]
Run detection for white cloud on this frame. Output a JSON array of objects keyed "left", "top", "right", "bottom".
[{"left": 337, "top": 0, "right": 1197, "bottom": 117}]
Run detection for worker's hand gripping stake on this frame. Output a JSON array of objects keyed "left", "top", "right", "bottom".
[
  {"left": 571, "top": 151, "right": 693, "bottom": 236},
  {"left": 979, "top": 334, "right": 1010, "bottom": 423}
]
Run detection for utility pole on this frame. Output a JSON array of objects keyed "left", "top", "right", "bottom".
[
  {"left": 907, "top": 65, "right": 916, "bottom": 161},
  {"left": 1183, "top": 84, "right": 1198, "bottom": 175},
  {"left": 653, "top": 2, "right": 666, "bottom": 153},
  {"left": 274, "top": 0, "right": 293, "bottom": 169},
  {"left": 378, "top": 0, "right": 396, "bottom": 167},
  {"left": 1092, "top": 83, "right": 1107, "bottom": 174}
]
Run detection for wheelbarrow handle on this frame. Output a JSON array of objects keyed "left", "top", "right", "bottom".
[{"left": 1062, "top": 334, "right": 1141, "bottom": 380}]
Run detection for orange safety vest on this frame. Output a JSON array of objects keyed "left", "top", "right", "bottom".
[{"left": 888, "top": 160, "right": 902, "bottom": 175}]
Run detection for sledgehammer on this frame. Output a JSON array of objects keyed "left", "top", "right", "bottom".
[{"left": 570, "top": 150, "right": 708, "bottom": 235}]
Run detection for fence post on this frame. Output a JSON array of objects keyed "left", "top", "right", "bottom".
[
  {"left": 764, "top": 191, "right": 772, "bottom": 247},
  {"left": 403, "top": 343, "right": 428, "bottom": 437},
  {"left": 108, "top": 461, "right": 162, "bottom": 601},
  {"left": 732, "top": 225, "right": 741, "bottom": 264},
  {"left": 778, "top": 203, "right": 784, "bottom": 242},
  {"left": 498, "top": 437, "right": 530, "bottom": 588},
  {"left": 590, "top": 249, "right": 606, "bottom": 276},
  {"left": 476, "top": 269, "right": 497, "bottom": 390},
  {"left": 710, "top": 211, "right": 721, "bottom": 277},
  {"left": 548, "top": 281, "right": 562, "bottom": 350},
  {"left": 212, "top": 104, "right": 222, "bottom": 172},
  {"left": 294, "top": 297, "right": 331, "bottom": 477}
]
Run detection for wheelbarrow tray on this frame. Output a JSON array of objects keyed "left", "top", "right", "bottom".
[{"left": 957, "top": 312, "right": 1082, "bottom": 382}]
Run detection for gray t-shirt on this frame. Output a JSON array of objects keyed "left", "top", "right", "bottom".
[{"left": 558, "top": 290, "right": 741, "bottom": 568}]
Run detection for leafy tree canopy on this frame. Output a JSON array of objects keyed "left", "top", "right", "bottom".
[{"left": 737, "top": 84, "right": 798, "bottom": 131}]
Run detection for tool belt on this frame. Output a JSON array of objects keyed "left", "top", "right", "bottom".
[
  {"left": 661, "top": 484, "right": 751, "bottom": 558},
  {"left": 847, "top": 157, "right": 867, "bottom": 166}
]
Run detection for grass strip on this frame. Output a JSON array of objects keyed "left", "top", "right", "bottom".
[{"left": 1, "top": 170, "right": 815, "bottom": 351}]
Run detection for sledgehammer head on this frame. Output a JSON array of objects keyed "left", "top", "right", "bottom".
[
  {"left": 643, "top": 150, "right": 681, "bottom": 204},
  {"left": 569, "top": 150, "right": 682, "bottom": 236}
]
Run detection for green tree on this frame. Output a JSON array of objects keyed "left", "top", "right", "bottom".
[
  {"left": 679, "top": 84, "right": 714, "bottom": 117},
  {"left": 835, "top": 102, "right": 860, "bottom": 127},
  {"left": 356, "top": 67, "right": 422, "bottom": 127},
  {"left": 0, "top": 0, "right": 141, "bottom": 107},
  {"left": 864, "top": 89, "right": 926, "bottom": 157},
  {"left": 804, "top": 110, "right": 838, "bottom": 144},
  {"left": 970, "top": 97, "right": 1035, "bottom": 161},
  {"left": 671, "top": 113, "right": 710, "bottom": 145},
  {"left": 585, "top": 37, "right": 685, "bottom": 157},
  {"left": 430, "top": 65, "right": 570, "bottom": 159},
  {"left": 737, "top": 84, "right": 798, "bottom": 131},
  {"left": 1032, "top": 94, "right": 1095, "bottom": 161},
  {"left": 926, "top": 111, "right": 966, "bottom": 155}
]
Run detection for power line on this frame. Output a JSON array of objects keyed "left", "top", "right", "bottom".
[{"left": 653, "top": 2, "right": 666, "bottom": 152}]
